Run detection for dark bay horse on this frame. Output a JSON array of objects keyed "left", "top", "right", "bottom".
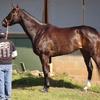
[{"left": 2, "top": 6, "right": 100, "bottom": 92}]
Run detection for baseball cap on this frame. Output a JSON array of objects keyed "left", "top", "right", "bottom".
[{"left": 0, "top": 29, "right": 6, "bottom": 38}]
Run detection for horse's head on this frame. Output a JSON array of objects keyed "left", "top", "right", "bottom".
[{"left": 2, "top": 5, "right": 21, "bottom": 27}]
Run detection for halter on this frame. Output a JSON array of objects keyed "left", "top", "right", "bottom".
[{"left": 5, "top": 19, "right": 9, "bottom": 39}]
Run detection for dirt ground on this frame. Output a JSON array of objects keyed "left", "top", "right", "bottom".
[{"left": 52, "top": 52, "right": 100, "bottom": 84}]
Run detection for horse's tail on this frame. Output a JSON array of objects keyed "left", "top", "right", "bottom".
[
  {"left": 92, "top": 40, "right": 100, "bottom": 78},
  {"left": 96, "top": 64, "right": 100, "bottom": 79}
]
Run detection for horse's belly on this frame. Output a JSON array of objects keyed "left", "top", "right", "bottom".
[
  {"left": 50, "top": 43, "right": 81, "bottom": 57},
  {"left": 37, "top": 33, "right": 82, "bottom": 56}
]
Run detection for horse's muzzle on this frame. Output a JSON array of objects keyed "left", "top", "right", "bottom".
[{"left": 2, "top": 19, "right": 8, "bottom": 27}]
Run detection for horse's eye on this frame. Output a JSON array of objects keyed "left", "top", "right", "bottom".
[
  {"left": 13, "top": 12, "right": 17, "bottom": 16},
  {"left": 13, "top": 14, "right": 15, "bottom": 16}
]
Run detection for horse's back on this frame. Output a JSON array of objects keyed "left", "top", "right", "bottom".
[
  {"left": 36, "top": 24, "right": 100, "bottom": 56},
  {"left": 38, "top": 25, "right": 83, "bottom": 56},
  {"left": 47, "top": 25, "right": 99, "bottom": 36}
]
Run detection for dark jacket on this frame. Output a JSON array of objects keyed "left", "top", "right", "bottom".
[{"left": 0, "top": 38, "right": 17, "bottom": 64}]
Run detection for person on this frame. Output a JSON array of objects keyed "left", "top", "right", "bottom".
[{"left": 0, "top": 29, "right": 17, "bottom": 100}]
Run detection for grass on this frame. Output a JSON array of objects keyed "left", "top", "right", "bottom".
[{"left": 12, "top": 72, "right": 100, "bottom": 100}]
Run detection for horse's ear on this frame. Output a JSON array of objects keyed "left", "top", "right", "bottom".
[
  {"left": 16, "top": 4, "right": 19, "bottom": 8},
  {"left": 15, "top": 4, "right": 20, "bottom": 10},
  {"left": 10, "top": 0, "right": 15, "bottom": 9}
]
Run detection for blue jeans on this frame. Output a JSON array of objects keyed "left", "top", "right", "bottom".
[{"left": 0, "top": 64, "right": 12, "bottom": 100}]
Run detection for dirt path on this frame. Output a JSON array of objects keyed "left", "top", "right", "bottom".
[{"left": 52, "top": 52, "right": 100, "bottom": 84}]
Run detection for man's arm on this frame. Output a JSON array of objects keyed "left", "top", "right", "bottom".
[{"left": 12, "top": 50, "right": 17, "bottom": 59}]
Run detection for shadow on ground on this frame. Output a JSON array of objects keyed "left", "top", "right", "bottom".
[{"left": 12, "top": 75, "right": 82, "bottom": 90}]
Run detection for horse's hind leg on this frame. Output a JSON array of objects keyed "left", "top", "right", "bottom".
[
  {"left": 92, "top": 54, "right": 100, "bottom": 75},
  {"left": 80, "top": 49, "right": 93, "bottom": 91}
]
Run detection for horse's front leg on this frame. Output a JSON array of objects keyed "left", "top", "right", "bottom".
[
  {"left": 49, "top": 57, "right": 54, "bottom": 76},
  {"left": 40, "top": 54, "right": 50, "bottom": 92}
]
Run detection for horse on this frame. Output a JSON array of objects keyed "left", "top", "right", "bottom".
[{"left": 2, "top": 5, "right": 100, "bottom": 92}]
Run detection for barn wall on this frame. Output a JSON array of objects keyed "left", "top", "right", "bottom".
[{"left": 0, "top": 0, "right": 100, "bottom": 31}]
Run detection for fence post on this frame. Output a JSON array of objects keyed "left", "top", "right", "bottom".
[{"left": 20, "top": 62, "right": 26, "bottom": 72}]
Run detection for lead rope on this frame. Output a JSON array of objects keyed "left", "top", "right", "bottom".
[{"left": 5, "top": 24, "right": 9, "bottom": 39}]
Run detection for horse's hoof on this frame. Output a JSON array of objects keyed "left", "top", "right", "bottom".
[
  {"left": 83, "top": 87, "right": 88, "bottom": 92},
  {"left": 41, "top": 88, "right": 48, "bottom": 93},
  {"left": 83, "top": 80, "right": 91, "bottom": 92}
]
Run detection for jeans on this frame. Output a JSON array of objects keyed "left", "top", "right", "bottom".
[{"left": 0, "top": 64, "right": 12, "bottom": 100}]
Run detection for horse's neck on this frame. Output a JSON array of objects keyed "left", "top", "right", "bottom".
[{"left": 20, "top": 10, "right": 44, "bottom": 40}]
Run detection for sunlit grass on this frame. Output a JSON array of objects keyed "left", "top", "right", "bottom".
[{"left": 12, "top": 72, "right": 100, "bottom": 100}]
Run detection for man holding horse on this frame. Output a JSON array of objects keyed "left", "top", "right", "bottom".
[{"left": 0, "top": 29, "right": 17, "bottom": 100}]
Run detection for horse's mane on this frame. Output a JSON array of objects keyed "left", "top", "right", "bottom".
[{"left": 22, "top": 9, "right": 46, "bottom": 25}]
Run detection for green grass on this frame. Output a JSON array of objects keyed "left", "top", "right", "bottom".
[{"left": 12, "top": 72, "right": 100, "bottom": 100}]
